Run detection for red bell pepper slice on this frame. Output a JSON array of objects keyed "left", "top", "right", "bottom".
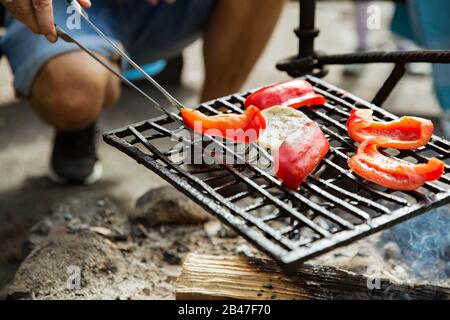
[
  {"left": 244, "top": 79, "right": 326, "bottom": 111},
  {"left": 180, "top": 105, "right": 266, "bottom": 144},
  {"left": 274, "top": 122, "right": 330, "bottom": 190},
  {"left": 347, "top": 108, "right": 434, "bottom": 149},
  {"left": 348, "top": 139, "right": 444, "bottom": 191}
]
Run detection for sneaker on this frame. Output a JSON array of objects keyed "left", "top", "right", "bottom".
[{"left": 49, "top": 123, "right": 103, "bottom": 185}]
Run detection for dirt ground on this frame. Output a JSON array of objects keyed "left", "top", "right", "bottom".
[{"left": 0, "top": 1, "right": 447, "bottom": 296}]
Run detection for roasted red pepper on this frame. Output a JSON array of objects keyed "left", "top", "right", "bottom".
[
  {"left": 347, "top": 108, "right": 433, "bottom": 149},
  {"left": 244, "top": 79, "right": 326, "bottom": 111},
  {"left": 180, "top": 105, "right": 266, "bottom": 144},
  {"left": 348, "top": 139, "right": 444, "bottom": 191},
  {"left": 274, "top": 122, "right": 330, "bottom": 190}
]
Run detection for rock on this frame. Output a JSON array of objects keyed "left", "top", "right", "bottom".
[
  {"left": 204, "top": 220, "right": 222, "bottom": 238},
  {"left": 63, "top": 212, "right": 73, "bottom": 221},
  {"left": 236, "top": 244, "right": 253, "bottom": 257},
  {"left": 31, "top": 218, "right": 53, "bottom": 236},
  {"left": 97, "top": 200, "right": 106, "bottom": 208},
  {"left": 21, "top": 218, "right": 54, "bottom": 257},
  {"left": 383, "top": 241, "right": 401, "bottom": 261},
  {"left": 132, "top": 186, "right": 210, "bottom": 227},
  {"left": 142, "top": 287, "right": 151, "bottom": 296},
  {"left": 6, "top": 232, "right": 124, "bottom": 300},
  {"left": 204, "top": 219, "right": 238, "bottom": 239},
  {"left": 22, "top": 193, "right": 127, "bottom": 257},
  {"left": 67, "top": 218, "right": 89, "bottom": 233},
  {"left": 163, "top": 265, "right": 181, "bottom": 281}
]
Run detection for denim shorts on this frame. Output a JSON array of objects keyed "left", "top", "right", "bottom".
[{"left": 1, "top": 0, "right": 216, "bottom": 97}]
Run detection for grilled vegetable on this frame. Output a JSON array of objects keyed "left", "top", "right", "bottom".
[
  {"left": 348, "top": 139, "right": 444, "bottom": 191},
  {"left": 244, "top": 79, "right": 326, "bottom": 111},
  {"left": 260, "top": 106, "right": 330, "bottom": 190},
  {"left": 347, "top": 108, "right": 433, "bottom": 149},
  {"left": 180, "top": 105, "right": 266, "bottom": 144},
  {"left": 258, "top": 106, "right": 314, "bottom": 152}
]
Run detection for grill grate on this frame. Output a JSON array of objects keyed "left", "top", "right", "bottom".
[{"left": 103, "top": 76, "right": 450, "bottom": 270}]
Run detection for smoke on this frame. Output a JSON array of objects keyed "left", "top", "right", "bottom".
[{"left": 381, "top": 205, "right": 450, "bottom": 281}]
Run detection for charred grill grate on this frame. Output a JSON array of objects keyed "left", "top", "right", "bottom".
[{"left": 103, "top": 76, "right": 450, "bottom": 270}]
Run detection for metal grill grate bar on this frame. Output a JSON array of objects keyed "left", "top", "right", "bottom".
[{"left": 103, "top": 75, "right": 450, "bottom": 269}]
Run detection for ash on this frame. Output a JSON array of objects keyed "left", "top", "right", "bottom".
[{"left": 1, "top": 188, "right": 448, "bottom": 300}]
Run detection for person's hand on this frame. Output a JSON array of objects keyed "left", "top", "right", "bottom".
[
  {"left": 0, "top": 0, "right": 92, "bottom": 42},
  {"left": 147, "top": 0, "right": 176, "bottom": 5}
]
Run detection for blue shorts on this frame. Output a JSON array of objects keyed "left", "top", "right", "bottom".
[{"left": 1, "top": 0, "right": 216, "bottom": 97}]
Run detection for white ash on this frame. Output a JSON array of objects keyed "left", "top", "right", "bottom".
[{"left": 2, "top": 190, "right": 448, "bottom": 299}]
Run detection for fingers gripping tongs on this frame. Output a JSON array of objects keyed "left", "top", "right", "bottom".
[{"left": 56, "top": 0, "right": 184, "bottom": 120}]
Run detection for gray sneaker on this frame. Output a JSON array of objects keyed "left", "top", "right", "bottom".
[{"left": 49, "top": 123, "right": 103, "bottom": 185}]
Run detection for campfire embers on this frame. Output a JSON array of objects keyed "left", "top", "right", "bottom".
[{"left": 103, "top": 75, "right": 450, "bottom": 270}]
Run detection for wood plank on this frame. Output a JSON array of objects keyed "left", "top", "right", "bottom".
[{"left": 176, "top": 254, "right": 450, "bottom": 300}]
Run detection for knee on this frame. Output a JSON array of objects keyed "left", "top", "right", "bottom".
[
  {"left": 39, "top": 81, "right": 104, "bottom": 130},
  {"left": 31, "top": 52, "right": 121, "bottom": 131}
]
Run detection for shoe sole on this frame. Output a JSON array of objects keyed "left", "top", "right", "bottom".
[{"left": 48, "top": 162, "right": 103, "bottom": 185}]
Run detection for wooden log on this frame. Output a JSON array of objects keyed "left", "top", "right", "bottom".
[{"left": 176, "top": 254, "right": 450, "bottom": 300}]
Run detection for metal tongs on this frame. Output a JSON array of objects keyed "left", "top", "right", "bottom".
[
  {"left": 58, "top": 0, "right": 274, "bottom": 163},
  {"left": 56, "top": 0, "right": 184, "bottom": 121}
]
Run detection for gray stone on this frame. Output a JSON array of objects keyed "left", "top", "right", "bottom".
[
  {"left": 236, "top": 244, "right": 253, "bottom": 257},
  {"left": 204, "top": 220, "right": 238, "bottom": 239},
  {"left": 203, "top": 220, "right": 222, "bottom": 238},
  {"left": 6, "top": 232, "right": 124, "bottom": 300},
  {"left": 383, "top": 241, "right": 402, "bottom": 261},
  {"left": 22, "top": 193, "right": 126, "bottom": 257},
  {"left": 132, "top": 186, "right": 210, "bottom": 227}
]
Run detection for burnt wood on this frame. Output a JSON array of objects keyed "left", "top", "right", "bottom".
[{"left": 176, "top": 254, "right": 450, "bottom": 300}]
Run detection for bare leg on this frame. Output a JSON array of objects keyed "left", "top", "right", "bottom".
[
  {"left": 31, "top": 51, "right": 121, "bottom": 131},
  {"left": 201, "top": 0, "right": 285, "bottom": 102}
]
